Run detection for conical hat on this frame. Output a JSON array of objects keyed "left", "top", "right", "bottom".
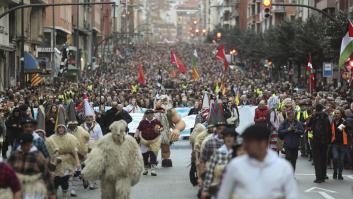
[
  {"left": 36, "top": 105, "right": 45, "bottom": 130},
  {"left": 83, "top": 94, "right": 95, "bottom": 117},
  {"left": 202, "top": 91, "right": 210, "bottom": 110},
  {"left": 67, "top": 100, "right": 78, "bottom": 124},
  {"left": 55, "top": 105, "right": 66, "bottom": 129}
]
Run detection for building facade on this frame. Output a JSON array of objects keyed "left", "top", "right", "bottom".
[{"left": 0, "top": 0, "right": 48, "bottom": 90}]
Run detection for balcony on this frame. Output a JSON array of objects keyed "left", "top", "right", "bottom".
[{"left": 316, "top": 0, "right": 336, "bottom": 10}]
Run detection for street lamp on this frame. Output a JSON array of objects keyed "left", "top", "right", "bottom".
[
  {"left": 230, "top": 49, "right": 237, "bottom": 55},
  {"left": 195, "top": 28, "right": 199, "bottom": 33},
  {"left": 216, "top": 32, "right": 222, "bottom": 40},
  {"left": 193, "top": 20, "right": 197, "bottom": 25},
  {"left": 202, "top": 29, "right": 207, "bottom": 33}
]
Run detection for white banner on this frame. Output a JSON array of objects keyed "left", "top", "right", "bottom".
[
  {"left": 236, "top": 105, "right": 257, "bottom": 134},
  {"left": 97, "top": 106, "right": 257, "bottom": 137}
]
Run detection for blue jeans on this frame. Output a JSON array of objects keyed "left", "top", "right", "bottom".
[{"left": 332, "top": 144, "right": 350, "bottom": 174}]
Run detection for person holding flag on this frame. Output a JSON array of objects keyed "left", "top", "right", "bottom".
[
  {"left": 306, "top": 55, "right": 315, "bottom": 93},
  {"left": 171, "top": 49, "right": 187, "bottom": 74},
  {"left": 192, "top": 49, "right": 201, "bottom": 81},
  {"left": 215, "top": 44, "right": 229, "bottom": 72}
]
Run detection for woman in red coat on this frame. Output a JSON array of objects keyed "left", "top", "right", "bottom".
[{"left": 254, "top": 100, "right": 269, "bottom": 127}]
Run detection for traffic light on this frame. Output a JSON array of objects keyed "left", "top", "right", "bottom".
[{"left": 263, "top": 0, "right": 272, "bottom": 18}]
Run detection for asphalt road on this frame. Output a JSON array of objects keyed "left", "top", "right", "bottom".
[{"left": 73, "top": 141, "right": 353, "bottom": 199}]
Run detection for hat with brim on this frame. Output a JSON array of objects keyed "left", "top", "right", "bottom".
[{"left": 215, "top": 121, "right": 227, "bottom": 127}]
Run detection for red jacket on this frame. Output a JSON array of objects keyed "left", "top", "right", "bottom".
[{"left": 254, "top": 106, "right": 269, "bottom": 126}]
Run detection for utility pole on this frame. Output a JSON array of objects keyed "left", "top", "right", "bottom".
[
  {"left": 76, "top": 0, "right": 80, "bottom": 81},
  {"left": 51, "top": 0, "right": 55, "bottom": 78},
  {"left": 125, "top": 0, "right": 128, "bottom": 44},
  {"left": 20, "top": 0, "right": 25, "bottom": 88}
]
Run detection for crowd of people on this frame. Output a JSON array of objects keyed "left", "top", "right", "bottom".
[{"left": 0, "top": 42, "right": 352, "bottom": 199}]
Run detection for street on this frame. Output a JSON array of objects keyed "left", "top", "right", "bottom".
[{"left": 73, "top": 141, "right": 353, "bottom": 199}]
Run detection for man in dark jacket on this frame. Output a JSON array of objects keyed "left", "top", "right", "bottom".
[
  {"left": 2, "top": 108, "right": 23, "bottom": 159},
  {"left": 278, "top": 109, "right": 304, "bottom": 172},
  {"left": 102, "top": 102, "right": 132, "bottom": 134},
  {"left": 308, "top": 103, "right": 332, "bottom": 183}
]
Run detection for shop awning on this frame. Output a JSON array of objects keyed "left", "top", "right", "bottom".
[{"left": 24, "top": 52, "right": 40, "bottom": 73}]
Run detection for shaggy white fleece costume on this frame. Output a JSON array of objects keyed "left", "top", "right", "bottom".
[{"left": 82, "top": 120, "right": 144, "bottom": 199}]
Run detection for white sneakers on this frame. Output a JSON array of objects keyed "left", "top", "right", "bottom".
[
  {"left": 143, "top": 168, "right": 149, "bottom": 175},
  {"left": 70, "top": 189, "right": 77, "bottom": 197},
  {"left": 151, "top": 165, "right": 157, "bottom": 176},
  {"left": 143, "top": 165, "right": 157, "bottom": 176}
]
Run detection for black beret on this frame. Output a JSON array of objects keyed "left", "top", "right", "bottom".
[
  {"left": 145, "top": 109, "right": 155, "bottom": 114},
  {"left": 241, "top": 124, "right": 271, "bottom": 141},
  {"left": 19, "top": 133, "right": 33, "bottom": 144}
]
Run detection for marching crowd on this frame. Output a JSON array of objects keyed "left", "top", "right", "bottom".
[{"left": 0, "top": 43, "right": 352, "bottom": 199}]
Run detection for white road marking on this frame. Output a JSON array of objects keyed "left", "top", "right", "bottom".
[
  {"left": 305, "top": 187, "right": 336, "bottom": 199},
  {"left": 347, "top": 175, "right": 353, "bottom": 180},
  {"left": 305, "top": 187, "right": 336, "bottom": 193},
  {"left": 318, "top": 191, "right": 335, "bottom": 199},
  {"left": 296, "top": 173, "right": 353, "bottom": 180}
]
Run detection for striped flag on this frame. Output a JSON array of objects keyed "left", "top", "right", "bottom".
[
  {"left": 220, "top": 81, "right": 226, "bottom": 96},
  {"left": 31, "top": 73, "right": 43, "bottom": 87},
  {"left": 235, "top": 93, "right": 240, "bottom": 106},
  {"left": 339, "top": 21, "right": 353, "bottom": 68},
  {"left": 214, "top": 81, "right": 220, "bottom": 94},
  {"left": 191, "top": 49, "right": 200, "bottom": 81}
]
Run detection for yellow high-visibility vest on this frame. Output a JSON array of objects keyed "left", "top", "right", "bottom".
[
  {"left": 131, "top": 85, "right": 139, "bottom": 93},
  {"left": 303, "top": 111, "right": 309, "bottom": 120},
  {"left": 308, "top": 130, "right": 313, "bottom": 139}
]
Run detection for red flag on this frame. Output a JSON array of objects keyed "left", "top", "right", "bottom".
[
  {"left": 137, "top": 64, "right": 146, "bottom": 85},
  {"left": 306, "top": 55, "right": 315, "bottom": 93},
  {"left": 215, "top": 44, "right": 229, "bottom": 72},
  {"left": 349, "top": 20, "right": 353, "bottom": 37},
  {"left": 170, "top": 49, "right": 187, "bottom": 74}
]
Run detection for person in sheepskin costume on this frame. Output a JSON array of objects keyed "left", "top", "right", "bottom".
[
  {"left": 46, "top": 124, "right": 81, "bottom": 199},
  {"left": 82, "top": 120, "right": 144, "bottom": 199},
  {"left": 154, "top": 95, "right": 185, "bottom": 167}
]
